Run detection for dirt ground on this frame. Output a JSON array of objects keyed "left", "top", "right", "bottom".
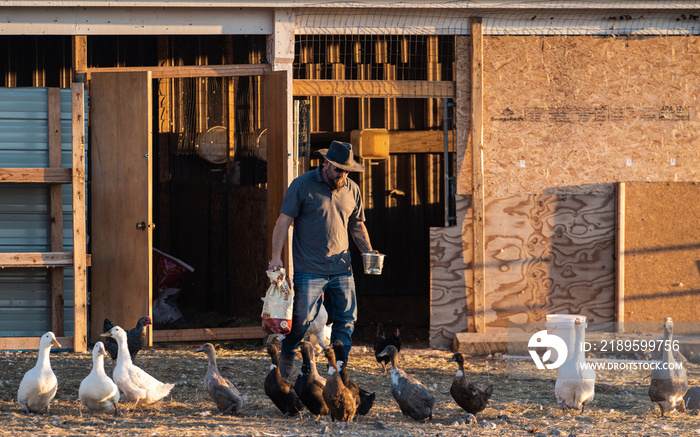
[{"left": 1, "top": 339, "right": 699, "bottom": 437}]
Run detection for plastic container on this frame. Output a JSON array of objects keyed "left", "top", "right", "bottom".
[
  {"left": 545, "top": 314, "right": 587, "bottom": 364},
  {"left": 361, "top": 253, "right": 386, "bottom": 275}
]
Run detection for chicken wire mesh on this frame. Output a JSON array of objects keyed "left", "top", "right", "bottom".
[{"left": 295, "top": 5, "right": 700, "bottom": 36}]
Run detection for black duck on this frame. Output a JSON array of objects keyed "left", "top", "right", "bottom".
[
  {"left": 448, "top": 352, "right": 493, "bottom": 416},
  {"left": 293, "top": 341, "right": 328, "bottom": 417},
  {"left": 264, "top": 343, "right": 304, "bottom": 416},
  {"left": 377, "top": 345, "right": 434, "bottom": 421}
]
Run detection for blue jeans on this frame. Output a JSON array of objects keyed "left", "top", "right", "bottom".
[{"left": 281, "top": 270, "right": 357, "bottom": 364}]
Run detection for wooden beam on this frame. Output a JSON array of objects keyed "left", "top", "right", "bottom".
[
  {"left": 0, "top": 336, "right": 74, "bottom": 351},
  {"left": 48, "top": 88, "right": 65, "bottom": 337},
  {"left": 471, "top": 17, "right": 486, "bottom": 334},
  {"left": 86, "top": 64, "right": 271, "bottom": 79},
  {"left": 72, "top": 36, "right": 87, "bottom": 83},
  {"left": 616, "top": 182, "right": 626, "bottom": 331},
  {"left": 0, "top": 252, "right": 74, "bottom": 267},
  {"left": 0, "top": 168, "right": 72, "bottom": 184},
  {"left": 265, "top": 71, "right": 290, "bottom": 264},
  {"left": 311, "top": 130, "right": 455, "bottom": 154},
  {"left": 293, "top": 79, "right": 455, "bottom": 98},
  {"left": 71, "top": 82, "right": 88, "bottom": 353},
  {"left": 153, "top": 327, "right": 266, "bottom": 343},
  {"left": 389, "top": 130, "right": 455, "bottom": 153}
]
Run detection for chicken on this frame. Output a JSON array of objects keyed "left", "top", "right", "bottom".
[
  {"left": 374, "top": 323, "right": 401, "bottom": 372},
  {"left": 103, "top": 316, "right": 151, "bottom": 361}
]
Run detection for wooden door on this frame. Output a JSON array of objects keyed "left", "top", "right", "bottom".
[{"left": 89, "top": 72, "right": 153, "bottom": 344}]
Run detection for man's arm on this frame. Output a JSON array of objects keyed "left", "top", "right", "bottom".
[
  {"left": 269, "top": 213, "right": 294, "bottom": 269},
  {"left": 349, "top": 220, "right": 377, "bottom": 254}
]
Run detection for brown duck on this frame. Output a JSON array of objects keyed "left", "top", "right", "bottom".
[
  {"left": 322, "top": 347, "right": 357, "bottom": 424},
  {"left": 196, "top": 343, "right": 247, "bottom": 414},
  {"left": 331, "top": 340, "right": 376, "bottom": 415},
  {"left": 648, "top": 317, "right": 688, "bottom": 416},
  {"left": 448, "top": 352, "right": 493, "bottom": 416}
]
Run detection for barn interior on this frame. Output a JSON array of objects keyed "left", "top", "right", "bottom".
[{"left": 0, "top": 34, "right": 455, "bottom": 345}]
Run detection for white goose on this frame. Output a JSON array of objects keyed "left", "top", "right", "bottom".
[
  {"left": 648, "top": 317, "right": 688, "bottom": 416},
  {"left": 17, "top": 331, "right": 61, "bottom": 414},
  {"left": 79, "top": 341, "right": 120, "bottom": 415},
  {"left": 101, "top": 326, "right": 175, "bottom": 406},
  {"left": 554, "top": 317, "right": 595, "bottom": 413}
]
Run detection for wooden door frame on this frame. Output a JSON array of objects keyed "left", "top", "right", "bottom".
[{"left": 88, "top": 64, "right": 287, "bottom": 343}]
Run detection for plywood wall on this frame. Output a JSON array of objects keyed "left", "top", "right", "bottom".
[
  {"left": 430, "top": 195, "right": 472, "bottom": 348},
  {"left": 477, "top": 193, "right": 616, "bottom": 330},
  {"left": 623, "top": 182, "right": 700, "bottom": 331},
  {"left": 459, "top": 35, "right": 700, "bottom": 198}
]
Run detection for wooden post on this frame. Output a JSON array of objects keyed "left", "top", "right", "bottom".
[
  {"left": 72, "top": 36, "right": 87, "bottom": 84},
  {"left": 71, "top": 83, "right": 88, "bottom": 353},
  {"left": 470, "top": 18, "right": 486, "bottom": 334},
  {"left": 616, "top": 182, "right": 625, "bottom": 332},
  {"left": 48, "top": 88, "right": 65, "bottom": 336}
]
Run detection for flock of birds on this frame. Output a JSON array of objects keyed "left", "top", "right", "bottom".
[
  {"left": 260, "top": 322, "right": 493, "bottom": 424},
  {"left": 13, "top": 315, "right": 698, "bottom": 425}
]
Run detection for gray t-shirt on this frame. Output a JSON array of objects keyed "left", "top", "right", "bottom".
[{"left": 280, "top": 167, "right": 365, "bottom": 275}]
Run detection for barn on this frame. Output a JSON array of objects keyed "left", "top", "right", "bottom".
[{"left": 0, "top": 1, "right": 698, "bottom": 353}]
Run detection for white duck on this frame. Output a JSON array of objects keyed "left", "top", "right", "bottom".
[
  {"left": 17, "top": 331, "right": 61, "bottom": 414},
  {"left": 554, "top": 317, "right": 595, "bottom": 413},
  {"left": 101, "top": 326, "right": 175, "bottom": 406},
  {"left": 648, "top": 317, "right": 688, "bottom": 416},
  {"left": 79, "top": 341, "right": 120, "bottom": 415}
]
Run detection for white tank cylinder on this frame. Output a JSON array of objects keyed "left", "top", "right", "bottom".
[{"left": 545, "top": 314, "right": 587, "bottom": 364}]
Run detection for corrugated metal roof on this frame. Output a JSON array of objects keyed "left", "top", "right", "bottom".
[{"left": 0, "top": 87, "right": 85, "bottom": 337}]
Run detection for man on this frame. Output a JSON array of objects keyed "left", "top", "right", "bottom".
[{"left": 268, "top": 140, "right": 378, "bottom": 378}]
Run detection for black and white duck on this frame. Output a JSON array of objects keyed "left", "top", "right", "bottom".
[
  {"left": 264, "top": 343, "right": 304, "bottom": 416},
  {"left": 196, "top": 343, "right": 247, "bottom": 414},
  {"left": 648, "top": 317, "right": 688, "bottom": 416},
  {"left": 554, "top": 317, "right": 595, "bottom": 413},
  {"left": 322, "top": 347, "right": 357, "bottom": 424},
  {"left": 331, "top": 339, "right": 376, "bottom": 415},
  {"left": 377, "top": 345, "right": 435, "bottom": 421},
  {"left": 374, "top": 323, "right": 401, "bottom": 372},
  {"left": 448, "top": 352, "right": 493, "bottom": 416},
  {"left": 293, "top": 341, "right": 328, "bottom": 417},
  {"left": 17, "top": 331, "right": 61, "bottom": 414}
]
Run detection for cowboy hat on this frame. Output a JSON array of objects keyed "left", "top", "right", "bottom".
[{"left": 317, "top": 141, "right": 365, "bottom": 172}]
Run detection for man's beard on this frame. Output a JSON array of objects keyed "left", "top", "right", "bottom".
[{"left": 325, "top": 167, "right": 346, "bottom": 191}]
